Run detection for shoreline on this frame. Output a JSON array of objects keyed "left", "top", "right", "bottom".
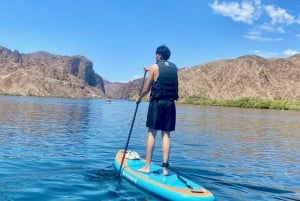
[{"left": 182, "top": 96, "right": 300, "bottom": 111}]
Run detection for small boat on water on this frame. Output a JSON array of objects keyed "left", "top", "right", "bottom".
[{"left": 104, "top": 99, "right": 113, "bottom": 104}]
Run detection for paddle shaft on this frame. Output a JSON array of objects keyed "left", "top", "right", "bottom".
[{"left": 117, "top": 71, "right": 147, "bottom": 178}]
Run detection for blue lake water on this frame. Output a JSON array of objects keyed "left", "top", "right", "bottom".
[{"left": 0, "top": 95, "right": 299, "bottom": 201}]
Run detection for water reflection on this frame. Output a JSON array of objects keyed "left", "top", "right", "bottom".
[
  {"left": 175, "top": 104, "right": 300, "bottom": 200},
  {"left": 0, "top": 96, "right": 96, "bottom": 135},
  {"left": 0, "top": 96, "right": 299, "bottom": 201},
  {"left": 0, "top": 96, "right": 100, "bottom": 161}
]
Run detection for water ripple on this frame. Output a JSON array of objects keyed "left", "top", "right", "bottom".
[{"left": 1, "top": 96, "right": 300, "bottom": 201}]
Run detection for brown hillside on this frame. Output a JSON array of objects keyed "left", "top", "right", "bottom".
[
  {"left": 0, "top": 46, "right": 105, "bottom": 98},
  {"left": 179, "top": 55, "right": 300, "bottom": 101},
  {"left": 110, "top": 55, "right": 300, "bottom": 101},
  {"left": 110, "top": 78, "right": 145, "bottom": 100},
  {"left": 103, "top": 80, "right": 125, "bottom": 98},
  {"left": 1, "top": 45, "right": 299, "bottom": 101}
]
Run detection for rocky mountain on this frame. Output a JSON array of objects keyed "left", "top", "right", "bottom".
[
  {"left": 0, "top": 46, "right": 105, "bottom": 98},
  {"left": 110, "top": 54, "right": 300, "bottom": 101},
  {"left": 103, "top": 80, "right": 125, "bottom": 99},
  {"left": 108, "top": 78, "right": 145, "bottom": 100},
  {"left": 178, "top": 54, "right": 300, "bottom": 101},
  {"left": 1, "top": 45, "right": 300, "bottom": 101}
]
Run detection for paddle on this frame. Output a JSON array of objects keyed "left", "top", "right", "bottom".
[
  {"left": 117, "top": 71, "right": 147, "bottom": 178},
  {"left": 172, "top": 167, "right": 205, "bottom": 193}
]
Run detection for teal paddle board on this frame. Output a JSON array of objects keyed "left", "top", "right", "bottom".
[{"left": 114, "top": 150, "right": 215, "bottom": 201}]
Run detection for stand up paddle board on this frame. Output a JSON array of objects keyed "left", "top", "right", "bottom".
[{"left": 114, "top": 150, "right": 215, "bottom": 201}]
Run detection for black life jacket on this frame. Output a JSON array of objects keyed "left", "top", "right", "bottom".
[{"left": 150, "top": 60, "right": 179, "bottom": 101}]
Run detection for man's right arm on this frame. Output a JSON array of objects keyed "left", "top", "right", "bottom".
[{"left": 136, "top": 64, "right": 155, "bottom": 103}]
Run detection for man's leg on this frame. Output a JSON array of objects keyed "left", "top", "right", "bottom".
[
  {"left": 138, "top": 128, "right": 157, "bottom": 173},
  {"left": 162, "top": 131, "right": 171, "bottom": 175}
]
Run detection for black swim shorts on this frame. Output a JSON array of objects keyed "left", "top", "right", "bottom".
[{"left": 146, "top": 100, "right": 176, "bottom": 131}]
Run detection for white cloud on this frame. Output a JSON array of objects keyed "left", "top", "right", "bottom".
[
  {"left": 252, "top": 49, "right": 262, "bottom": 54},
  {"left": 210, "top": 0, "right": 300, "bottom": 40},
  {"left": 244, "top": 32, "right": 282, "bottom": 42},
  {"left": 210, "top": 0, "right": 261, "bottom": 24},
  {"left": 253, "top": 0, "right": 261, "bottom": 6},
  {"left": 283, "top": 49, "right": 299, "bottom": 56},
  {"left": 118, "top": 75, "right": 143, "bottom": 83},
  {"left": 244, "top": 25, "right": 283, "bottom": 42},
  {"left": 264, "top": 5, "right": 295, "bottom": 25},
  {"left": 252, "top": 50, "right": 278, "bottom": 58},
  {"left": 251, "top": 49, "right": 299, "bottom": 58},
  {"left": 260, "top": 23, "right": 285, "bottom": 33},
  {"left": 132, "top": 75, "right": 143, "bottom": 80}
]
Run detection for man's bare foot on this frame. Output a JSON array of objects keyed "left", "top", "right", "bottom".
[
  {"left": 162, "top": 162, "right": 169, "bottom": 175},
  {"left": 163, "top": 167, "right": 169, "bottom": 176},
  {"left": 138, "top": 166, "right": 150, "bottom": 173}
]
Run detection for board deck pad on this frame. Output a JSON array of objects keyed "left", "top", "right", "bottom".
[{"left": 114, "top": 150, "right": 215, "bottom": 201}]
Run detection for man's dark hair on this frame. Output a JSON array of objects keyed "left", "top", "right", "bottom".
[{"left": 156, "top": 45, "right": 171, "bottom": 60}]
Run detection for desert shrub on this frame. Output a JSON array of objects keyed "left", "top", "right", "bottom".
[{"left": 183, "top": 97, "right": 300, "bottom": 111}]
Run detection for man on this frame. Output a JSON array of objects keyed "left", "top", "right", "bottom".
[{"left": 136, "top": 45, "right": 178, "bottom": 175}]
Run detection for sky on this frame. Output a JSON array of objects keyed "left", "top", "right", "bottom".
[{"left": 0, "top": 0, "right": 299, "bottom": 82}]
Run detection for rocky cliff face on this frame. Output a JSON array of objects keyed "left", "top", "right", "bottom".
[
  {"left": 1, "top": 45, "right": 299, "bottom": 101},
  {"left": 108, "top": 78, "right": 144, "bottom": 100},
  {"left": 179, "top": 55, "right": 300, "bottom": 101},
  {"left": 110, "top": 55, "right": 300, "bottom": 101},
  {"left": 0, "top": 46, "right": 105, "bottom": 98}
]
